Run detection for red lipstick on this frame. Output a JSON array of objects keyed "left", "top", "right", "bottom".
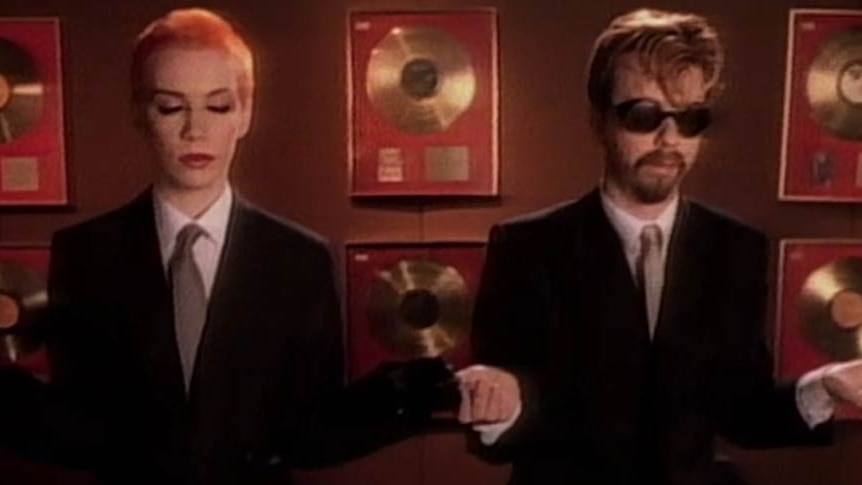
[{"left": 179, "top": 153, "right": 215, "bottom": 168}]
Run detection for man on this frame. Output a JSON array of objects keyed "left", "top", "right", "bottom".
[
  {"left": 0, "top": 8, "right": 448, "bottom": 484},
  {"left": 457, "top": 8, "right": 862, "bottom": 485}
]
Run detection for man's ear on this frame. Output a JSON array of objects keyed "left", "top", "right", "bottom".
[{"left": 589, "top": 108, "right": 608, "bottom": 143}]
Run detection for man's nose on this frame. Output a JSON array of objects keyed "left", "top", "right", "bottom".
[{"left": 653, "top": 116, "right": 681, "bottom": 148}]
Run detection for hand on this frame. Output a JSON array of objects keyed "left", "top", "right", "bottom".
[
  {"left": 348, "top": 357, "right": 459, "bottom": 421},
  {"left": 456, "top": 364, "right": 520, "bottom": 425},
  {"left": 822, "top": 359, "right": 862, "bottom": 407}
]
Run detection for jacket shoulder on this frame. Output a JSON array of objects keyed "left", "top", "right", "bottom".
[
  {"left": 685, "top": 200, "right": 766, "bottom": 248},
  {"left": 52, "top": 195, "right": 148, "bottom": 248},
  {"left": 235, "top": 201, "right": 333, "bottom": 257},
  {"left": 493, "top": 193, "right": 595, "bottom": 241}
]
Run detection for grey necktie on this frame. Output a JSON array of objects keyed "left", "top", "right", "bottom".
[
  {"left": 170, "top": 224, "right": 207, "bottom": 390},
  {"left": 637, "top": 224, "right": 663, "bottom": 338}
]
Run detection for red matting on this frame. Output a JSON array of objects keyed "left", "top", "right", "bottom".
[
  {"left": 348, "top": 10, "right": 498, "bottom": 197},
  {"left": 776, "top": 240, "right": 862, "bottom": 419},
  {"left": 780, "top": 10, "right": 862, "bottom": 201},
  {"left": 345, "top": 242, "right": 484, "bottom": 380},
  {"left": 0, "top": 19, "right": 67, "bottom": 205},
  {"left": 0, "top": 245, "right": 50, "bottom": 378}
]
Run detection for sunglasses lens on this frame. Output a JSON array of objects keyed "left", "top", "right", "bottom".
[
  {"left": 675, "top": 108, "right": 711, "bottom": 137},
  {"left": 615, "top": 99, "right": 711, "bottom": 137},
  {"left": 618, "top": 101, "right": 663, "bottom": 133}
]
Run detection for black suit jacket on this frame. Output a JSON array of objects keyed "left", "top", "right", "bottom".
[
  {"left": 3, "top": 190, "right": 417, "bottom": 484},
  {"left": 472, "top": 189, "right": 830, "bottom": 485}
]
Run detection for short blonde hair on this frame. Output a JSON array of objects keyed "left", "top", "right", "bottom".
[
  {"left": 587, "top": 8, "right": 723, "bottom": 114},
  {"left": 131, "top": 8, "right": 254, "bottom": 106}
]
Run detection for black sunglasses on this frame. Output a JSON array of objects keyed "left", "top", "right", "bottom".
[{"left": 612, "top": 98, "right": 711, "bottom": 137}]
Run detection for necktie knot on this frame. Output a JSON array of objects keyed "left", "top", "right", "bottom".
[
  {"left": 640, "top": 224, "right": 662, "bottom": 254},
  {"left": 173, "top": 224, "right": 206, "bottom": 261}
]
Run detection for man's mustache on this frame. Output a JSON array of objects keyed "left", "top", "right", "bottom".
[{"left": 635, "top": 150, "right": 685, "bottom": 170}]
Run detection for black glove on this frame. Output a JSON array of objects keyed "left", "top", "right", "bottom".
[
  {"left": 0, "top": 365, "right": 44, "bottom": 446},
  {"left": 346, "top": 357, "right": 460, "bottom": 423}
]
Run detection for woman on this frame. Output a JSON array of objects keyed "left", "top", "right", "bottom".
[{"left": 1, "top": 8, "right": 444, "bottom": 484}]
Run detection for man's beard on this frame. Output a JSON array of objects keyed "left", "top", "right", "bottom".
[{"left": 609, "top": 150, "right": 687, "bottom": 204}]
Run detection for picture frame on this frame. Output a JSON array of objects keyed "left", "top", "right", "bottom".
[
  {"left": 776, "top": 239, "right": 862, "bottom": 419},
  {"left": 779, "top": 9, "right": 862, "bottom": 201},
  {"left": 344, "top": 241, "right": 484, "bottom": 380},
  {"left": 0, "top": 18, "right": 67, "bottom": 206},
  {"left": 0, "top": 243, "right": 50, "bottom": 378},
  {"left": 347, "top": 9, "right": 499, "bottom": 197}
]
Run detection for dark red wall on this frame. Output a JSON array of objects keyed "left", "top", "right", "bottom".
[{"left": 3, "top": 0, "right": 862, "bottom": 484}]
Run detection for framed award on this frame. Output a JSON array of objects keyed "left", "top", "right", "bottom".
[
  {"left": 780, "top": 9, "right": 862, "bottom": 201},
  {"left": 0, "top": 18, "right": 67, "bottom": 206},
  {"left": 348, "top": 10, "right": 499, "bottom": 197},
  {"left": 776, "top": 239, "right": 862, "bottom": 419},
  {"left": 344, "top": 241, "right": 484, "bottom": 380}
]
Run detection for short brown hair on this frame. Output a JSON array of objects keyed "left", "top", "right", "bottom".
[
  {"left": 130, "top": 8, "right": 254, "bottom": 106},
  {"left": 586, "top": 8, "right": 723, "bottom": 114}
]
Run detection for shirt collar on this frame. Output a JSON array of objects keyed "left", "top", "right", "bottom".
[
  {"left": 153, "top": 185, "right": 233, "bottom": 260},
  {"left": 599, "top": 188, "right": 678, "bottom": 255}
]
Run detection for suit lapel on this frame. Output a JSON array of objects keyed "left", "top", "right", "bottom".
[
  {"left": 575, "top": 189, "right": 650, "bottom": 345},
  {"left": 188, "top": 195, "right": 251, "bottom": 406},
  {"left": 556, "top": 189, "right": 652, "bottom": 425},
  {"left": 120, "top": 189, "right": 189, "bottom": 408},
  {"left": 654, "top": 199, "right": 706, "bottom": 343}
]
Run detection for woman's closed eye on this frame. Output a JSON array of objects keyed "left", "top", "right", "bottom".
[
  {"left": 207, "top": 104, "right": 233, "bottom": 114},
  {"left": 155, "top": 104, "right": 184, "bottom": 115}
]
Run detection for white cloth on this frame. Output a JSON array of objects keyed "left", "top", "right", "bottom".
[
  {"left": 794, "top": 360, "right": 862, "bottom": 428},
  {"left": 599, "top": 192, "right": 677, "bottom": 279}
]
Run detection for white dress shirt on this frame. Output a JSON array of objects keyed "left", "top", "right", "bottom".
[
  {"left": 478, "top": 190, "right": 835, "bottom": 445},
  {"left": 600, "top": 192, "right": 678, "bottom": 281},
  {"left": 153, "top": 186, "right": 232, "bottom": 299}
]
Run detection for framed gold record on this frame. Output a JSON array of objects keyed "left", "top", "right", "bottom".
[
  {"left": 780, "top": 9, "right": 862, "bottom": 201},
  {"left": 776, "top": 239, "right": 862, "bottom": 419},
  {"left": 0, "top": 244, "right": 49, "bottom": 376},
  {"left": 345, "top": 241, "right": 484, "bottom": 380},
  {"left": 0, "top": 18, "right": 67, "bottom": 205},
  {"left": 348, "top": 10, "right": 498, "bottom": 197}
]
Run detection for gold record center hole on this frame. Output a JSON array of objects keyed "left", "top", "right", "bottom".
[
  {"left": 399, "top": 289, "right": 440, "bottom": 329},
  {"left": 830, "top": 289, "right": 862, "bottom": 330},
  {"left": 401, "top": 59, "right": 440, "bottom": 100},
  {"left": 0, "top": 74, "right": 11, "bottom": 109},
  {"left": 0, "top": 293, "right": 21, "bottom": 329}
]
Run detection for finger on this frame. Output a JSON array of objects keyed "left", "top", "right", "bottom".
[
  {"left": 455, "top": 365, "right": 485, "bottom": 380},
  {"left": 472, "top": 376, "right": 493, "bottom": 422},
  {"left": 498, "top": 386, "right": 517, "bottom": 421},
  {"left": 484, "top": 381, "right": 502, "bottom": 423},
  {"left": 457, "top": 378, "right": 474, "bottom": 423}
]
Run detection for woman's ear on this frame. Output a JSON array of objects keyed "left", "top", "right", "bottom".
[
  {"left": 131, "top": 100, "right": 148, "bottom": 133},
  {"left": 238, "top": 97, "right": 253, "bottom": 138}
]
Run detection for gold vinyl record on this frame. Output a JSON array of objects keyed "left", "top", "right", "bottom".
[
  {"left": 806, "top": 27, "right": 862, "bottom": 140},
  {"left": 368, "top": 259, "right": 470, "bottom": 359},
  {"left": 0, "top": 260, "right": 47, "bottom": 364},
  {"left": 799, "top": 256, "right": 862, "bottom": 360},
  {"left": 0, "top": 36, "right": 44, "bottom": 144},
  {"left": 365, "top": 25, "right": 476, "bottom": 134}
]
